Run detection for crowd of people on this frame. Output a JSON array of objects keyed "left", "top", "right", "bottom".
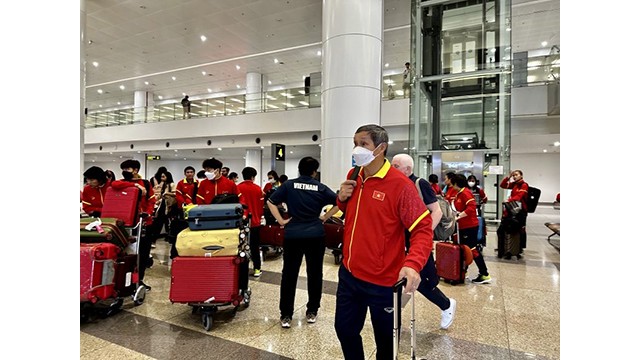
[{"left": 81, "top": 124, "right": 536, "bottom": 359}]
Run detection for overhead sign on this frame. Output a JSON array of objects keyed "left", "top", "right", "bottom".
[
  {"left": 146, "top": 155, "right": 161, "bottom": 160},
  {"left": 275, "top": 144, "right": 285, "bottom": 161},
  {"left": 488, "top": 165, "right": 503, "bottom": 175}
]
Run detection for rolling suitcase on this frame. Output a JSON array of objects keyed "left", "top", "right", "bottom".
[
  {"left": 259, "top": 224, "right": 285, "bottom": 247},
  {"left": 476, "top": 216, "right": 486, "bottom": 248},
  {"left": 393, "top": 278, "right": 417, "bottom": 360},
  {"left": 169, "top": 256, "right": 246, "bottom": 304},
  {"left": 80, "top": 242, "right": 120, "bottom": 303},
  {"left": 435, "top": 226, "right": 466, "bottom": 285},
  {"left": 186, "top": 204, "right": 244, "bottom": 230},
  {"left": 175, "top": 227, "right": 241, "bottom": 257},
  {"left": 80, "top": 217, "right": 131, "bottom": 249},
  {"left": 102, "top": 186, "right": 140, "bottom": 227},
  {"left": 323, "top": 217, "right": 344, "bottom": 265}
]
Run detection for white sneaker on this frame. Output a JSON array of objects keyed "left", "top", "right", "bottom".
[{"left": 440, "top": 298, "right": 456, "bottom": 330}]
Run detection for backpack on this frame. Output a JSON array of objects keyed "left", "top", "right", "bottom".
[
  {"left": 525, "top": 186, "right": 541, "bottom": 213},
  {"left": 414, "top": 178, "right": 455, "bottom": 241}
]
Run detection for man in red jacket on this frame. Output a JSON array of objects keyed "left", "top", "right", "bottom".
[
  {"left": 196, "top": 158, "right": 238, "bottom": 204},
  {"left": 81, "top": 166, "right": 110, "bottom": 217},
  {"left": 237, "top": 166, "right": 264, "bottom": 277},
  {"left": 110, "top": 159, "right": 155, "bottom": 290},
  {"left": 335, "top": 124, "right": 432, "bottom": 360},
  {"left": 175, "top": 166, "right": 199, "bottom": 209}
]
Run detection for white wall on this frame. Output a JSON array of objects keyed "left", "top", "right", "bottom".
[{"left": 510, "top": 153, "right": 560, "bottom": 203}]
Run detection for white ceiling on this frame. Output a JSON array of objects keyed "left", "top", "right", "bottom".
[{"left": 83, "top": 0, "right": 560, "bottom": 162}]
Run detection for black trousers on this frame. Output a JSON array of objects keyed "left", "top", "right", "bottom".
[
  {"left": 249, "top": 226, "right": 261, "bottom": 270},
  {"left": 279, "top": 236, "right": 325, "bottom": 318},
  {"left": 417, "top": 252, "right": 450, "bottom": 311},
  {"left": 460, "top": 226, "right": 489, "bottom": 276},
  {"left": 335, "top": 265, "right": 395, "bottom": 360}
]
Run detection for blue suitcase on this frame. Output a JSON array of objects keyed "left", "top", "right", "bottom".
[
  {"left": 477, "top": 216, "right": 486, "bottom": 247},
  {"left": 186, "top": 204, "right": 244, "bottom": 230}
]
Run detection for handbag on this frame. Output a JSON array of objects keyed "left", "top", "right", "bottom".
[{"left": 503, "top": 201, "right": 522, "bottom": 217}]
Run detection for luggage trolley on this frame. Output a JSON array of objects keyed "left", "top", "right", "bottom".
[
  {"left": 80, "top": 213, "right": 148, "bottom": 322},
  {"left": 169, "top": 208, "right": 252, "bottom": 331}
]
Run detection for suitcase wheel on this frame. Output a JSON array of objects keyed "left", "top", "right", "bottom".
[{"left": 202, "top": 314, "right": 214, "bottom": 331}]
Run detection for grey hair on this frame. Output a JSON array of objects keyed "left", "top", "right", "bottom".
[{"left": 355, "top": 124, "right": 389, "bottom": 155}]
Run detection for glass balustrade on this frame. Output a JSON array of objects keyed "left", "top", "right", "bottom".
[{"left": 85, "top": 63, "right": 557, "bottom": 128}]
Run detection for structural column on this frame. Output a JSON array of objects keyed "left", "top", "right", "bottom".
[
  {"left": 246, "top": 72, "right": 263, "bottom": 113},
  {"left": 245, "top": 149, "right": 263, "bottom": 185},
  {"left": 320, "top": 0, "right": 384, "bottom": 191},
  {"left": 133, "top": 90, "right": 153, "bottom": 123},
  {"left": 80, "top": 0, "right": 86, "bottom": 188}
]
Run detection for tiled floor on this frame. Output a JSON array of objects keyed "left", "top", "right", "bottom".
[{"left": 80, "top": 206, "right": 560, "bottom": 359}]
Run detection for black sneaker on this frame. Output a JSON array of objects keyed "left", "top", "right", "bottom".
[
  {"left": 280, "top": 316, "right": 292, "bottom": 328},
  {"left": 140, "top": 281, "right": 152, "bottom": 291},
  {"left": 306, "top": 312, "right": 317, "bottom": 323}
]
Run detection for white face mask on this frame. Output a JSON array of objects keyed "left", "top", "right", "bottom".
[
  {"left": 204, "top": 171, "right": 215, "bottom": 180},
  {"left": 468, "top": 181, "right": 476, "bottom": 187},
  {"left": 268, "top": 178, "right": 276, "bottom": 184},
  {"left": 352, "top": 144, "right": 380, "bottom": 167}
]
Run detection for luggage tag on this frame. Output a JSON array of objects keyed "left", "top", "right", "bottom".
[{"left": 84, "top": 218, "right": 104, "bottom": 233}]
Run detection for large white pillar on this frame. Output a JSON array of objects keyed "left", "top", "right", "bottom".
[
  {"left": 80, "top": 0, "right": 86, "bottom": 188},
  {"left": 246, "top": 72, "right": 263, "bottom": 113},
  {"left": 320, "top": 0, "right": 384, "bottom": 191},
  {"left": 133, "top": 90, "right": 152, "bottom": 123},
  {"left": 245, "top": 149, "right": 263, "bottom": 185}
]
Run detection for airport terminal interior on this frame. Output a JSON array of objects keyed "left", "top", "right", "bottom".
[{"left": 78, "top": 0, "right": 561, "bottom": 359}]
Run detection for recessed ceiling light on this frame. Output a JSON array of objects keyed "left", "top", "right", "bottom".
[
  {"left": 92, "top": 61, "right": 99, "bottom": 67},
  {"left": 174, "top": 149, "right": 178, "bottom": 152},
  {"left": 268, "top": 80, "right": 272, "bottom": 85},
  {"left": 235, "top": 65, "right": 241, "bottom": 70},
  {"left": 553, "top": 141, "right": 560, "bottom": 147},
  {"left": 119, "top": 85, "right": 125, "bottom": 90},
  {"left": 289, "top": 151, "right": 293, "bottom": 154},
  {"left": 172, "top": 76, "right": 176, "bottom": 81},
  {"left": 200, "top": 35, "right": 207, "bottom": 42},
  {"left": 202, "top": 71, "right": 206, "bottom": 76},
  {"left": 218, "top": 147, "right": 222, "bottom": 151},
  {"left": 384, "top": 63, "right": 389, "bottom": 68},
  {"left": 158, "top": 95, "right": 163, "bottom": 99},
  {"left": 274, "top": 58, "right": 279, "bottom": 64},
  {"left": 97, "top": 89, "right": 103, "bottom": 94},
  {"left": 207, "top": 88, "right": 212, "bottom": 93},
  {"left": 236, "top": 84, "right": 241, "bottom": 89},
  {"left": 117, "top": 102, "right": 121, "bottom": 105},
  {"left": 317, "top": 50, "right": 321, "bottom": 56},
  {"left": 543, "top": 149, "right": 548, "bottom": 153},
  {"left": 99, "top": 105, "right": 103, "bottom": 108},
  {"left": 260, "top": 146, "right": 264, "bottom": 149},
  {"left": 144, "top": 81, "right": 149, "bottom": 85},
  {"left": 541, "top": 41, "right": 548, "bottom": 47},
  {"left": 506, "top": 27, "right": 511, "bottom": 32}
]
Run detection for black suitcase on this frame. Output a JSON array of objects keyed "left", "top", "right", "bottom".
[{"left": 186, "top": 204, "right": 244, "bottom": 230}]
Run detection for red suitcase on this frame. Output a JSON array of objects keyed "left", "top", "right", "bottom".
[
  {"left": 323, "top": 217, "right": 344, "bottom": 264},
  {"left": 435, "top": 241, "right": 467, "bottom": 285},
  {"left": 102, "top": 186, "right": 140, "bottom": 227},
  {"left": 259, "top": 224, "right": 285, "bottom": 247},
  {"left": 80, "top": 242, "right": 120, "bottom": 303},
  {"left": 169, "top": 256, "right": 244, "bottom": 304}
]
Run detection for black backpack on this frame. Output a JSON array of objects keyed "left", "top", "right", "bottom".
[{"left": 525, "top": 186, "right": 541, "bottom": 213}]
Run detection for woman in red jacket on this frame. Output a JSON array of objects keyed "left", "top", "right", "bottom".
[{"left": 451, "top": 174, "right": 491, "bottom": 284}]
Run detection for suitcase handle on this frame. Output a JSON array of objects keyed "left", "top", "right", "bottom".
[
  {"left": 392, "top": 277, "right": 416, "bottom": 360},
  {"left": 393, "top": 278, "right": 407, "bottom": 293}
]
